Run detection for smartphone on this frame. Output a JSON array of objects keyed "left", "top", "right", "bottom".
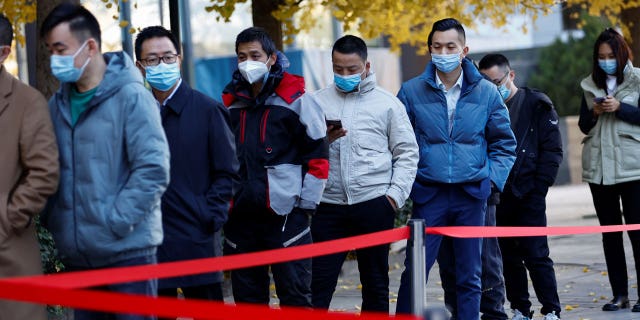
[
  {"left": 593, "top": 97, "right": 606, "bottom": 104},
  {"left": 326, "top": 119, "right": 343, "bottom": 130}
]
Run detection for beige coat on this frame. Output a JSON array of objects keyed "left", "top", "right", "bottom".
[{"left": 0, "top": 66, "right": 59, "bottom": 319}]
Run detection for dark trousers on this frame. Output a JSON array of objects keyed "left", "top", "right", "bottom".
[
  {"left": 158, "top": 283, "right": 223, "bottom": 320},
  {"left": 396, "top": 183, "right": 485, "bottom": 320},
  {"left": 72, "top": 254, "right": 158, "bottom": 320},
  {"left": 589, "top": 181, "right": 640, "bottom": 297},
  {"left": 496, "top": 189, "right": 560, "bottom": 316},
  {"left": 311, "top": 196, "right": 396, "bottom": 312},
  {"left": 223, "top": 207, "right": 312, "bottom": 307},
  {"left": 439, "top": 203, "right": 507, "bottom": 320}
]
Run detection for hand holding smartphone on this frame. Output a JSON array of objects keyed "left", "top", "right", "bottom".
[
  {"left": 326, "top": 119, "right": 342, "bottom": 130},
  {"left": 593, "top": 97, "right": 606, "bottom": 104}
]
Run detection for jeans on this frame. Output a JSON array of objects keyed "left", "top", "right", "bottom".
[
  {"left": 311, "top": 196, "right": 396, "bottom": 312},
  {"left": 438, "top": 203, "right": 507, "bottom": 320},
  {"left": 72, "top": 254, "right": 158, "bottom": 320},
  {"left": 396, "top": 183, "right": 485, "bottom": 320}
]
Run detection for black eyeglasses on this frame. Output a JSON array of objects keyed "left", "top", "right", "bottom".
[
  {"left": 493, "top": 71, "right": 509, "bottom": 86},
  {"left": 139, "top": 53, "right": 179, "bottom": 66}
]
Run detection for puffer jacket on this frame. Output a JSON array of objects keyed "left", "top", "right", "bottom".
[
  {"left": 579, "top": 61, "right": 640, "bottom": 185},
  {"left": 222, "top": 54, "right": 329, "bottom": 215},
  {"left": 45, "top": 51, "right": 170, "bottom": 268},
  {"left": 397, "top": 58, "right": 516, "bottom": 191},
  {"left": 312, "top": 72, "right": 418, "bottom": 208}
]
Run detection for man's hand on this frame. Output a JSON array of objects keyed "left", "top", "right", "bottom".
[
  {"left": 386, "top": 195, "right": 397, "bottom": 211},
  {"left": 601, "top": 96, "right": 621, "bottom": 113},
  {"left": 327, "top": 125, "right": 347, "bottom": 144}
]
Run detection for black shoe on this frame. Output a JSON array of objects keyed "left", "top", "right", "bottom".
[
  {"left": 602, "top": 296, "right": 629, "bottom": 311},
  {"left": 632, "top": 302, "right": 640, "bottom": 312}
]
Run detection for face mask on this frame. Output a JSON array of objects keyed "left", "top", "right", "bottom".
[
  {"left": 238, "top": 57, "right": 270, "bottom": 84},
  {"left": 431, "top": 52, "right": 462, "bottom": 73},
  {"left": 145, "top": 62, "right": 181, "bottom": 91},
  {"left": 598, "top": 59, "right": 617, "bottom": 75},
  {"left": 334, "top": 67, "right": 366, "bottom": 92},
  {"left": 498, "top": 83, "right": 511, "bottom": 101},
  {"left": 50, "top": 41, "right": 91, "bottom": 83}
]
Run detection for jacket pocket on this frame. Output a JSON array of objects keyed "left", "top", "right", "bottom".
[
  {"left": 0, "top": 193, "right": 10, "bottom": 244},
  {"left": 354, "top": 134, "right": 392, "bottom": 186},
  {"left": 616, "top": 130, "right": 640, "bottom": 172},
  {"left": 581, "top": 135, "right": 597, "bottom": 176},
  {"left": 266, "top": 164, "right": 302, "bottom": 215}
]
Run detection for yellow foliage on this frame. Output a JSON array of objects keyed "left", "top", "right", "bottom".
[
  {"left": 0, "top": 0, "right": 36, "bottom": 45},
  {"left": 205, "top": 0, "right": 640, "bottom": 54}
]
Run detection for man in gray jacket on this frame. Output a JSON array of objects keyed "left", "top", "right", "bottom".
[
  {"left": 41, "top": 4, "right": 169, "bottom": 320},
  {"left": 311, "top": 35, "right": 419, "bottom": 313}
]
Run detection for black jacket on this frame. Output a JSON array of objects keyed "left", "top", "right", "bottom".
[
  {"left": 506, "top": 87, "right": 563, "bottom": 198},
  {"left": 159, "top": 81, "right": 239, "bottom": 287}
]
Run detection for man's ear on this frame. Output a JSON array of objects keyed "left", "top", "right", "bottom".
[
  {"left": 135, "top": 61, "right": 146, "bottom": 77},
  {"left": 0, "top": 45, "right": 11, "bottom": 65},
  {"left": 461, "top": 46, "right": 469, "bottom": 58},
  {"left": 268, "top": 52, "right": 277, "bottom": 67},
  {"left": 87, "top": 38, "right": 100, "bottom": 57}
]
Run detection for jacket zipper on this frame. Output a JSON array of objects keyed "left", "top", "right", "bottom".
[
  {"left": 260, "top": 109, "right": 270, "bottom": 143},
  {"left": 239, "top": 110, "right": 247, "bottom": 144}
]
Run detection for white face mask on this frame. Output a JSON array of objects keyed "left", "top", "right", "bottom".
[{"left": 238, "top": 57, "right": 270, "bottom": 84}]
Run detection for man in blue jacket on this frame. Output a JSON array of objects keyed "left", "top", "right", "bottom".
[
  {"left": 395, "top": 18, "right": 516, "bottom": 320},
  {"left": 134, "top": 26, "right": 239, "bottom": 310},
  {"left": 479, "top": 54, "right": 562, "bottom": 320},
  {"left": 41, "top": 4, "right": 170, "bottom": 320},
  {"left": 222, "top": 27, "right": 329, "bottom": 307}
]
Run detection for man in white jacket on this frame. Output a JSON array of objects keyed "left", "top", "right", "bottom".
[{"left": 311, "top": 35, "right": 419, "bottom": 313}]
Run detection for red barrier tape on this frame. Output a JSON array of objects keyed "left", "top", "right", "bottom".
[
  {"left": 7, "top": 226, "right": 410, "bottom": 289},
  {"left": 426, "top": 224, "right": 640, "bottom": 238},
  {"left": 0, "top": 280, "right": 419, "bottom": 320},
  {"left": 2, "top": 223, "right": 639, "bottom": 319}
]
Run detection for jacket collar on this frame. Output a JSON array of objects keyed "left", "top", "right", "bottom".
[
  {"left": 0, "top": 66, "right": 13, "bottom": 116},
  {"left": 164, "top": 80, "right": 189, "bottom": 115}
]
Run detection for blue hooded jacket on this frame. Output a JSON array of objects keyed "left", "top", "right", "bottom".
[
  {"left": 398, "top": 58, "right": 516, "bottom": 191},
  {"left": 45, "top": 52, "right": 170, "bottom": 268}
]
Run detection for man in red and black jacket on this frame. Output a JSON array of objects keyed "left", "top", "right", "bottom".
[{"left": 222, "top": 27, "right": 329, "bottom": 307}]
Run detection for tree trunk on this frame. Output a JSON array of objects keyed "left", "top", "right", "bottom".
[
  {"left": 621, "top": 6, "right": 640, "bottom": 66},
  {"left": 35, "top": 0, "right": 78, "bottom": 98},
  {"left": 251, "top": 0, "right": 284, "bottom": 51}
]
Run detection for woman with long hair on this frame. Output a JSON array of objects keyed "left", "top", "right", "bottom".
[{"left": 578, "top": 27, "right": 640, "bottom": 313}]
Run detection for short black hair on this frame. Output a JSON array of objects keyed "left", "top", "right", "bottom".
[
  {"left": 40, "top": 3, "right": 101, "bottom": 47},
  {"left": 0, "top": 14, "right": 13, "bottom": 46},
  {"left": 235, "top": 27, "right": 276, "bottom": 56},
  {"left": 592, "top": 28, "right": 632, "bottom": 89},
  {"left": 332, "top": 35, "right": 368, "bottom": 61},
  {"left": 134, "top": 26, "right": 181, "bottom": 60},
  {"left": 478, "top": 53, "right": 511, "bottom": 71},
  {"left": 427, "top": 18, "right": 466, "bottom": 48}
]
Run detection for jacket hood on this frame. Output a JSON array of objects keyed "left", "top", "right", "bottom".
[{"left": 54, "top": 51, "right": 145, "bottom": 108}]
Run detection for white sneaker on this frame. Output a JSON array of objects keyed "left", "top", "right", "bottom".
[
  {"left": 542, "top": 311, "right": 560, "bottom": 320},
  {"left": 511, "top": 309, "right": 532, "bottom": 320}
]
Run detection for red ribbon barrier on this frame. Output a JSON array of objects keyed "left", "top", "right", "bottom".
[
  {"left": 1, "top": 223, "right": 639, "bottom": 318},
  {"left": 426, "top": 224, "right": 640, "bottom": 238},
  {"left": 0, "top": 280, "right": 419, "bottom": 320}
]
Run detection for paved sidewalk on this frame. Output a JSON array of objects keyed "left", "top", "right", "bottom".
[{"left": 324, "top": 184, "right": 640, "bottom": 319}]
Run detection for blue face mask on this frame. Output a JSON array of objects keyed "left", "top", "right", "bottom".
[
  {"left": 431, "top": 52, "right": 462, "bottom": 73},
  {"left": 334, "top": 67, "right": 365, "bottom": 92},
  {"left": 50, "top": 41, "right": 90, "bottom": 83},
  {"left": 498, "top": 83, "right": 511, "bottom": 101},
  {"left": 598, "top": 59, "right": 617, "bottom": 75},
  {"left": 145, "top": 62, "right": 181, "bottom": 91}
]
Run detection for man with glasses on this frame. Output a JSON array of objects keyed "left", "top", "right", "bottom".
[
  {"left": 134, "top": 26, "right": 239, "bottom": 311},
  {"left": 479, "top": 53, "right": 563, "bottom": 320},
  {"left": 41, "top": 4, "right": 169, "bottom": 320}
]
